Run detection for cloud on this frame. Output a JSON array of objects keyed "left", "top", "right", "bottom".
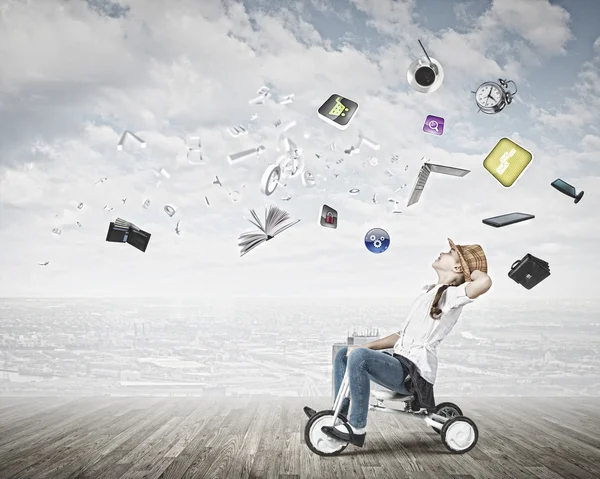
[
  {"left": 531, "top": 36, "right": 600, "bottom": 132},
  {"left": 0, "top": 0, "right": 597, "bottom": 299},
  {"left": 350, "top": 0, "right": 572, "bottom": 76},
  {"left": 350, "top": 0, "right": 416, "bottom": 34},
  {"left": 436, "top": 0, "right": 572, "bottom": 85},
  {"left": 581, "top": 134, "right": 600, "bottom": 152},
  {"left": 476, "top": 0, "right": 572, "bottom": 56}
]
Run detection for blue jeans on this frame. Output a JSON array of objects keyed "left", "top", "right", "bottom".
[{"left": 334, "top": 346, "right": 409, "bottom": 429}]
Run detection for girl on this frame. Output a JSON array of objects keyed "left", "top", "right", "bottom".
[{"left": 304, "top": 239, "right": 492, "bottom": 447}]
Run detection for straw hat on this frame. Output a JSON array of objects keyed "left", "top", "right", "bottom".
[{"left": 448, "top": 238, "right": 488, "bottom": 282}]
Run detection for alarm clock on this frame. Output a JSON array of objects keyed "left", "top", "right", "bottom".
[{"left": 474, "top": 78, "right": 517, "bottom": 114}]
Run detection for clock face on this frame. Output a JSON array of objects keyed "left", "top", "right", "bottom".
[{"left": 476, "top": 83, "right": 503, "bottom": 108}]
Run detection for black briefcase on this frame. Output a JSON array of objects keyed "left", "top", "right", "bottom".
[{"left": 508, "top": 254, "right": 550, "bottom": 290}]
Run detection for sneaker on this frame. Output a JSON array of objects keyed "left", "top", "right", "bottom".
[
  {"left": 321, "top": 425, "right": 366, "bottom": 447},
  {"left": 410, "top": 396, "right": 421, "bottom": 412},
  {"left": 303, "top": 406, "right": 317, "bottom": 418}
]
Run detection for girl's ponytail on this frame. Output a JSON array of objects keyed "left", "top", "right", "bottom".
[{"left": 430, "top": 284, "right": 450, "bottom": 319}]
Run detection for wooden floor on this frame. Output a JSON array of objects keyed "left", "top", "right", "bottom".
[{"left": 0, "top": 396, "right": 598, "bottom": 479}]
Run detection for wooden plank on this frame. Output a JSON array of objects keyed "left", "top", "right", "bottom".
[
  {"left": 364, "top": 421, "right": 413, "bottom": 477},
  {"left": 533, "top": 454, "right": 599, "bottom": 479},
  {"left": 68, "top": 400, "right": 190, "bottom": 479},
  {"left": 279, "top": 431, "right": 301, "bottom": 477},
  {"left": 0, "top": 398, "right": 134, "bottom": 478},
  {"left": 0, "top": 398, "right": 71, "bottom": 425},
  {"left": 116, "top": 415, "right": 188, "bottom": 465},
  {"left": 162, "top": 401, "right": 220, "bottom": 460},
  {"left": 539, "top": 414, "right": 600, "bottom": 449},
  {"left": 247, "top": 400, "right": 284, "bottom": 477},
  {"left": 37, "top": 404, "right": 160, "bottom": 479},
  {"left": 481, "top": 402, "right": 600, "bottom": 475},
  {"left": 491, "top": 398, "right": 600, "bottom": 449},
  {"left": 361, "top": 466, "right": 384, "bottom": 478},
  {"left": 471, "top": 400, "right": 551, "bottom": 453},
  {"left": 223, "top": 399, "right": 270, "bottom": 479},
  {"left": 0, "top": 398, "right": 26, "bottom": 410},
  {"left": 114, "top": 417, "right": 186, "bottom": 479},
  {"left": 281, "top": 397, "right": 320, "bottom": 479},
  {"left": 0, "top": 397, "right": 116, "bottom": 449},
  {"left": 487, "top": 452, "right": 546, "bottom": 478},
  {"left": 525, "top": 465, "right": 569, "bottom": 479},
  {"left": 372, "top": 410, "right": 453, "bottom": 476},
  {"left": 200, "top": 402, "right": 264, "bottom": 479},
  {"left": 159, "top": 399, "right": 232, "bottom": 479},
  {"left": 98, "top": 400, "right": 212, "bottom": 462},
  {"left": 336, "top": 453, "right": 366, "bottom": 479},
  {"left": 0, "top": 397, "right": 598, "bottom": 479},
  {"left": 14, "top": 399, "right": 177, "bottom": 479}
]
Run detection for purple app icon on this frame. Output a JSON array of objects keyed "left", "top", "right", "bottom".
[{"left": 423, "top": 115, "right": 444, "bottom": 136}]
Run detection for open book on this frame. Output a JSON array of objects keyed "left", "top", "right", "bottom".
[
  {"left": 106, "top": 218, "right": 151, "bottom": 253},
  {"left": 238, "top": 206, "right": 300, "bottom": 257}
]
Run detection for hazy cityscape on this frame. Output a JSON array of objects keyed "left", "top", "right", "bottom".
[{"left": 1, "top": 297, "right": 599, "bottom": 399}]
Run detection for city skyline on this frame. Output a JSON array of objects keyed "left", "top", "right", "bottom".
[
  {"left": 2, "top": 297, "right": 598, "bottom": 398},
  {"left": 1, "top": 0, "right": 599, "bottom": 299}
]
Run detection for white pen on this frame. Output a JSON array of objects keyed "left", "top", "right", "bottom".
[
  {"left": 227, "top": 146, "right": 265, "bottom": 165},
  {"left": 281, "top": 120, "right": 297, "bottom": 132},
  {"left": 278, "top": 94, "right": 295, "bottom": 105},
  {"left": 248, "top": 95, "right": 267, "bottom": 105}
]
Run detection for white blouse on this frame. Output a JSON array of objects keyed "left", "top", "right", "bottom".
[{"left": 393, "top": 283, "right": 474, "bottom": 384}]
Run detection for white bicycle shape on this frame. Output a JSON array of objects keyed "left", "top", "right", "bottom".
[
  {"left": 260, "top": 140, "right": 315, "bottom": 196},
  {"left": 304, "top": 366, "right": 479, "bottom": 456}
]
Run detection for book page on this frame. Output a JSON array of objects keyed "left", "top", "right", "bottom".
[
  {"left": 246, "top": 209, "right": 266, "bottom": 233},
  {"left": 238, "top": 233, "right": 267, "bottom": 256},
  {"left": 271, "top": 218, "right": 300, "bottom": 237},
  {"left": 265, "top": 206, "right": 289, "bottom": 235}
]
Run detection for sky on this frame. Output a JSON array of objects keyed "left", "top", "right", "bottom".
[{"left": 0, "top": 0, "right": 599, "bottom": 299}]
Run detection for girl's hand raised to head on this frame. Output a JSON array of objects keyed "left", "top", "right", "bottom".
[
  {"left": 470, "top": 270, "right": 489, "bottom": 281},
  {"left": 466, "top": 270, "right": 493, "bottom": 299}
]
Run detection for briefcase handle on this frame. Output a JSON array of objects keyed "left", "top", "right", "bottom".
[{"left": 510, "top": 260, "right": 521, "bottom": 270}]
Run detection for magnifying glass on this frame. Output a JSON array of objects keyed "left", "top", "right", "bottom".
[{"left": 428, "top": 120, "right": 439, "bottom": 132}]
